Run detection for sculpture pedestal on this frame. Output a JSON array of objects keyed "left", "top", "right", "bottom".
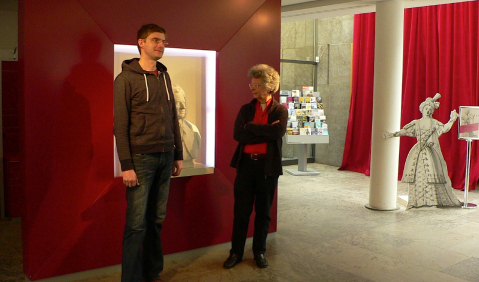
[{"left": 173, "top": 162, "right": 214, "bottom": 178}]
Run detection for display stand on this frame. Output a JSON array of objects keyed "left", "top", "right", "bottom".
[
  {"left": 462, "top": 139, "right": 476, "bottom": 208},
  {"left": 458, "top": 106, "right": 479, "bottom": 209},
  {"left": 285, "top": 135, "right": 329, "bottom": 176}
]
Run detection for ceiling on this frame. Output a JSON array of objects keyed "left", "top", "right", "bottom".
[
  {"left": 282, "top": 0, "right": 474, "bottom": 22},
  {"left": 0, "top": 0, "right": 473, "bottom": 23}
]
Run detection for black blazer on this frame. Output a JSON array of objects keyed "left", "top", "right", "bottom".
[{"left": 230, "top": 98, "right": 288, "bottom": 176}]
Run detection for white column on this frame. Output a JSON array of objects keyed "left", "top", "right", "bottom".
[{"left": 367, "top": 0, "right": 404, "bottom": 211}]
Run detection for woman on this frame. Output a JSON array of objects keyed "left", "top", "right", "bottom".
[
  {"left": 383, "top": 93, "right": 461, "bottom": 209},
  {"left": 223, "top": 64, "right": 287, "bottom": 269}
]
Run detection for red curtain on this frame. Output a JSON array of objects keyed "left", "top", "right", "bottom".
[{"left": 340, "top": 2, "right": 479, "bottom": 190}]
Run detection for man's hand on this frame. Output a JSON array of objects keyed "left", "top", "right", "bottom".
[
  {"left": 122, "top": 169, "right": 139, "bottom": 187},
  {"left": 172, "top": 160, "right": 183, "bottom": 176}
]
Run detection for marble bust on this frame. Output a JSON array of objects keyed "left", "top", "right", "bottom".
[{"left": 172, "top": 84, "right": 202, "bottom": 168}]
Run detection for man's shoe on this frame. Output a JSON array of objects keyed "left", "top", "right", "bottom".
[
  {"left": 223, "top": 253, "right": 242, "bottom": 269},
  {"left": 254, "top": 254, "right": 268, "bottom": 268}
]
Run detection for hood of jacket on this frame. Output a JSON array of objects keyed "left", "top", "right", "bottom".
[
  {"left": 120, "top": 58, "right": 172, "bottom": 103},
  {"left": 121, "top": 58, "right": 168, "bottom": 74}
]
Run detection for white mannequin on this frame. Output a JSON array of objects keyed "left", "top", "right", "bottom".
[{"left": 172, "top": 84, "right": 201, "bottom": 168}]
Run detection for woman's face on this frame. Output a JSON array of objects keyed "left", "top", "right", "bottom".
[
  {"left": 421, "top": 105, "right": 433, "bottom": 117},
  {"left": 249, "top": 77, "right": 270, "bottom": 103}
]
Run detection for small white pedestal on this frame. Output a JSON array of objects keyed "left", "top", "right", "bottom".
[
  {"left": 285, "top": 135, "right": 329, "bottom": 176},
  {"left": 397, "top": 195, "right": 408, "bottom": 207},
  {"left": 172, "top": 163, "right": 214, "bottom": 178}
]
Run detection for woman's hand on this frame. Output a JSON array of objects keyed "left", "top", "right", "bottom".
[
  {"left": 450, "top": 110, "right": 459, "bottom": 121},
  {"left": 381, "top": 133, "right": 388, "bottom": 139},
  {"left": 382, "top": 132, "right": 395, "bottom": 139}
]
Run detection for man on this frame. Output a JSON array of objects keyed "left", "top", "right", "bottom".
[{"left": 114, "top": 23, "right": 183, "bottom": 282}]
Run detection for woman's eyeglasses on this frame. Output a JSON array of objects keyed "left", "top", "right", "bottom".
[{"left": 248, "top": 83, "right": 263, "bottom": 89}]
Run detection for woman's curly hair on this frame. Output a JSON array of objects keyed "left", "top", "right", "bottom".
[{"left": 248, "top": 64, "right": 280, "bottom": 94}]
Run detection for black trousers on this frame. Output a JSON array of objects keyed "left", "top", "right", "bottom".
[{"left": 230, "top": 156, "right": 279, "bottom": 257}]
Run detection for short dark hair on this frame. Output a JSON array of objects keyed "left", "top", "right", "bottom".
[{"left": 137, "top": 23, "right": 167, "bottom": 53}]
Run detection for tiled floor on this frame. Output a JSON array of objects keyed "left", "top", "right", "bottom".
[{"left": 2, "top": 164, "right": 479, "bottom": 282}]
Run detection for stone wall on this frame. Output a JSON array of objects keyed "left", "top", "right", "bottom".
[{"left": 281, "top": 16, "right": 353, "bottom": 167}]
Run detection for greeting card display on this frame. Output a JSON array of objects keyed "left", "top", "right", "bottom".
[{"left": 280, "top": 87, "right": 327, "bottom": 136}]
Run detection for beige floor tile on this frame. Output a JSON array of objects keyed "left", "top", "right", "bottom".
[{"left": 3, "top": 164, "right": 479, "bottom": 282}]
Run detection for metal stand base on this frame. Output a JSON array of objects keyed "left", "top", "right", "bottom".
[
  {"left": 285, "top": 168, "right": 320, "bottom": 176},
  {"left": 462, "top": 202, "right": 477, "bottom": 209},
  {"left": 286, "top": 144, "right": 320, "bottom": 176},
  {"left": 364, "top": 204, "right": 400, "bottom": 211},
  {"left": 462, "top": 140, "right": 476, "bottom": 209}
]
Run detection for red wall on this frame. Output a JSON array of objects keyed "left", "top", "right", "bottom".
[{"left": 19, "top": 0, "right": 280, "bottom": 280}]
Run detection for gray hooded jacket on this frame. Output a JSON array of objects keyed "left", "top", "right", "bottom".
[{"left": 114, "top": 58, "right": 183, "bottom": 171}]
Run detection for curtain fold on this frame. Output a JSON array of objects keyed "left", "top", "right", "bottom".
[
  {"left": 340, "top": 2, "right": 479, "bottom": 190},
  {"left": 340, "top": 14, "right": 375, "bottom": 176}
]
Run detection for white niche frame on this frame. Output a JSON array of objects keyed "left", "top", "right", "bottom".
[{"left": 113, "top": 45, "right": 216, "bottom": 177}]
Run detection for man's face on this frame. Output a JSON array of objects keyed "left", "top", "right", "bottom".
[
  {"left": 139, "top": 32, "right": 166, "bottom": 61},
  {"left": 174, "top": 89, "right": 186, "bottom": 120}
]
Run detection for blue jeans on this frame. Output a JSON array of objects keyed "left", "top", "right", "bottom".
[{"left": 121, "top": 151, "right": 174, "bottom": 282}]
